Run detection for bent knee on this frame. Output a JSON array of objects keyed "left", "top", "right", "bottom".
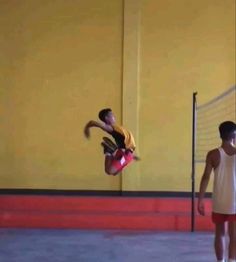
[{"left": 105, "top": 167, "right": 118, "bottom": 175}]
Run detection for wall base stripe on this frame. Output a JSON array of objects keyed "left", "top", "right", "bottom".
[{"left": 0, "top": 195, "right": 213, "bottom": 231}]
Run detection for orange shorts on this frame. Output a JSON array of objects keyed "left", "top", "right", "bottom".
[
  {"left": 212, "top": 212, "right": 236, "bottom": 224},
  {"left": 111, "top": 149, "right": 134, "bottom": 173}
]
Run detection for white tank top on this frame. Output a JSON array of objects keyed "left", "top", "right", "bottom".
[{"left": 212, "top": 147, "right": 236, "bottom": 214}]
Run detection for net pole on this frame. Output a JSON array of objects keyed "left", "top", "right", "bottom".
[{"left": 191, "top": 92, "right": 197, "bottom": 232}]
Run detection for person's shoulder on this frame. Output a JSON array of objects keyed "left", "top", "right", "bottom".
[
  {"left": 104, "top": 123, "right": 113, "bottom": 133},
  {"left": 208, "top": 148, "right": 219, "bottom": 155},
  {"left": 111, "top": 123, "right": 122, "bottom": 132},
  {"left": 206, "top": 148, "right": 220, "bottom": 167},
  {"left": 207, "top": 148, "right": 219, "bottom": 159}
]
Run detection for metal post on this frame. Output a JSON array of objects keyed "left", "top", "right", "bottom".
[{"left": 191, "top": 92, "right": 197, "bottom": 232}]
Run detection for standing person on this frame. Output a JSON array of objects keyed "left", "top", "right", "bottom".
[
  {"left": 84, "top": 108, "right": 139, "bottom": 175},
  {"left": 198, "top": 121, "right": 236, "bottom": 262}
]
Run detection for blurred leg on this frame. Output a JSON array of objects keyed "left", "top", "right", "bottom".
[
  {"left": 214, "top": 222, "right": 226, "bottom": 261},
  {"left": 228, "top": 220, "right": 236, "bottom": 260}
]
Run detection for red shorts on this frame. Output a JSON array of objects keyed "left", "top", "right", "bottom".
[
  {"left": 111, "top": 149, "right": 134, "bottom": 173},
  {"left": 212, "top": 212, "right": 236, "bottom": 224}
]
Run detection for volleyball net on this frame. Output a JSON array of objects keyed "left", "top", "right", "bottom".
[
  {"left": 195, "top": 86, "right": 236, "bottom": 163},
  {"left": 191, "top": 86, "right": 235, "bottom": 232}
]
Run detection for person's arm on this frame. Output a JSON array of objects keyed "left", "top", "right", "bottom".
[
  {"left": 197, "top": 151, "right": 213, "bottom": 216},
  {"left": 84, "top": 120, "right": 113, "bottom": 138}
]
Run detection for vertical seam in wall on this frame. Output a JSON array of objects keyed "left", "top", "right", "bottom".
[
  {"left": 120, "top": 0, "right": 125, "bottom": 192},
  {"left": 122, "top": 0, "right": 141, "bottom": 191},
  {"left": 136, "top": 0, "right": 141, "bottom": 158},
  {"left": 136, "top": 0, "right": 141, "bottom": 189},
  {"left": 121, "top": 0, "right": 125, "bottom": 128}
]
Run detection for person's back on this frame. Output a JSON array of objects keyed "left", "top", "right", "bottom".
[
  {"left": 110, "top": 123, "right": 136, "bottom": 152},
  {"left": 198, "top": 121, "right": 236, "bottom": 262},
  {"left": 213, "top": 146, "right": 236, "bottom": 214}
]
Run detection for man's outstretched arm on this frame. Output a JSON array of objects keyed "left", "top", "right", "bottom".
[{"left": 84, "top": 120, "right": 113, "bottom": 138}]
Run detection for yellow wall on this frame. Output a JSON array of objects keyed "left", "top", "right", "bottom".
[
  {"left": 138, "top": 0, "right": 235, "bottom": 191},
  {"left": 0, "top": 0, "right": 235, "bottom": 192},
  {"left": 0, "top": 0, "right": 123, "bottom": 190}
]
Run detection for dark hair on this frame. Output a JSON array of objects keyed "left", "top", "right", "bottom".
[
  {"left": 219, "top": 121, "right": 236, "bottom": 140},
  {"left": 98, "top": 108, "right": 112, "bottom": 123}
]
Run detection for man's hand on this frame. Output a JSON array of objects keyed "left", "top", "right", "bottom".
[{"left": 197, "top": 199, "right": 205, "bottom": 216}]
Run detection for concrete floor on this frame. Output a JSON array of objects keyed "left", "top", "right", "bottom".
[{"left": 0, "top": 229, "right": 215, "bottom": 262}]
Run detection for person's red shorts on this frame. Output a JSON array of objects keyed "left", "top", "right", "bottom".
[
  {"left": 212, "top": 212, "right": 236, "bottom": 224},
  {"left": 111, "top": 149, "right": 134, "bottom": 174}
]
